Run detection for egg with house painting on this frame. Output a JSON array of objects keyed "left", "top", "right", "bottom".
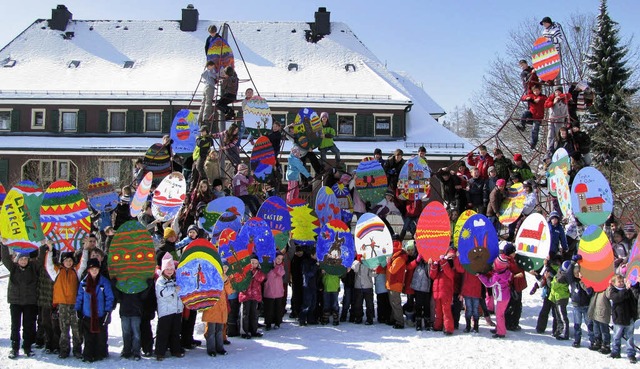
[
  {"left": 514, "top": 213, "right": 551, "bottom": 271},
  {"left": 570, "top": 167, "right": 613, "bottom": 226}
]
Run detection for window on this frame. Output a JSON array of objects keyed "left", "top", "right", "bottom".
[
  {"left": 40, "top": 161, "right": 53, "bottom": 182},
  {"left": 99, "top": 160, "right": 121, "bottom": 185},
  {"left": 58, "top": 161, "right": 70, "bottom": 180},
  {"left": 60, "top": 110, "right": 78, "bottom": 132},
  {"left": 374, "top": 114, "right": 393, "bottom": 136},
  {"left": 337, "top": 113, "right": 355, "bottom": 136},
  {"left": 109, "top": 110, "right": 126, "bottom": 132},
  {"left": 144, "top": 110, "right": 162, "bottom": 132},
  {"left": 271, "top": 112, "right": 288, "bottom": 127},
  {"left": 0, "top": 110, "right": 10, "bottom": 130},
  {"left": 31, "top": 109, "right": 46, "bottom": 129}
]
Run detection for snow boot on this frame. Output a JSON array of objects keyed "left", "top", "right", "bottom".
[
  {"left": 321, "top": 312, "right": 330, "bottom": 325},
  {"left": 416, "top": 319, "right": 423, "bottom": 331},
  {"left": 589, "top": 340, "right": 601, "bottom": 351},
  {"left": 473, "top": 317, "right": 479, "bottom": 333},
  {"left": 599, "top": 343, "right": 611, "bottom": 355},
  {"left": 464, "top": 318, "right": 471, "bottom": 333},
  {"left": 424, "top": 319, "right": 432, "bottom": 331},
  {"left": 332, "top": 312, "right": 340, "bottom": 326}
]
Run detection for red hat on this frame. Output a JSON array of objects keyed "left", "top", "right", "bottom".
[
  {"left": 496, "top": 179, "right": 506, "bottom": 187},
  {"left": 513, "top": 153, "right": 523, "bottom": 162}
]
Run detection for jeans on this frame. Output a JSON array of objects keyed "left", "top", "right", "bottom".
[
  {"left": 205, "top": 323, "right": 224, "bottom": 354},
  {"left": 121, "top": 316, "right": 141, "bottom": 356},
  {"left": 340, "top": 287, "right": 353, "bottom": 319},
  {"left": 323, "top": 292, "right": 340, "bottom": 314},
  {"left": 319, "top": 144, "right": 341, "bottom": 163},
  {"left": 612, "top": 323, "right": 636, "bottom": 357},
  {"left": 593, "top": 320, "right": 611, "bottom": 345},
  {"left": 299, "top": 287, "right": 317, "bottom": 324},
  {"left": 464, "top": 297, "right": 480, "bottom": 320},
  {"left": 572, "top": 305, "right": 593, "bottom": 344},
  {"left": 399, "top": 216, "right": 418, "bottom": 240}
]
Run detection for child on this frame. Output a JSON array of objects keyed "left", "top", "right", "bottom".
[
  {"left": 544, "top": 87, "right": 570, "bottom": 150},
  {"left": 565, "top": 255, "right": 594, "bottom": 348},
  {"left": 518, "top": 85, "right": 548, "bottom": 149},
  {"left": 239, "top": 255, "right": 266, "bottom": 338},
  {"left": 202, "top": 261, "right": 233, "bottom": 356},
  {"left": 215, "top": 65, "right": 239, "bottom": 121},
  {"left": 263, "top": 252, "right": 286, "bottom": 330},
  {"left": 588, "top": 288, "right": 612, "bottom": 354},
  {"left": 322, "top": 269, "right": 342, "bottom": 326},
  {"left": 408, "top": 253, "right": 433, "bottom": 331},
  {"left": 477, "top": 255, "right": 512, "bottom": 338},
  {"left": 299, "top": 248, "right": 319, "bottom": 326},
  {"left": 375, "top": 265, "right": 391, "bottom": 325},
  {"left": 175, "top": 224, "right": 199, "bottom": 252},
  {"left": 289, "top": 245, "right": 305, "bottom": 319},
  {"left": 548, "top": 211, "right": 568, "bottom": 257},
  {"left": 113, "top": 280, "right": 149, "bottom": 361},
  {"left": 454, "top": 252, "right": 481, "bottom": 333},
  {"left": 429, "top": 248, "right": 455, "bottom": 335},
  {"left": 198, "top": 60, "right": 218, "bottom": 125},
  {"left": 155, "top": 253, "right": 184, "bottom": 361},
  {"left": 191, "top": 126, "right": 214, "bottom": 191},
  {"left": 503, "top": 243, "right": 527, "bottom": 331},
  {"left": 212, "top": 178, "right": 226, "bottom": 199},
  {"left": 535, "top": 256, "right": 561, "bottom": 334},
  {"left": 75, "top": 258, "right": 114, "bottom": 363},
  {"left": 286, "top": 145, "right": 311, "bottom": 203},
  {"left": 386, "top": 239, "right": 408, "bottom": 329},
  {"left": 318, "top": 112, "right": 341, "bottom": 164},
  {"left": 351, "top": 255, "right": 375, "bottom": 325},
  {"left": 1, "top": 241, "right": 40, "bottom": 359},
  {"left": 46, "top": 241, "right": 88, "bottom": 359},
  {"left": 233, "top": 163, "right": 261, "bottom": 216},
  {"left": 608, "top": 275, "right": 637, "bottom": 363},
  {"left": 549, "top": 260, "right": 571, "bottom": 340},
  {"left": 340, "top": 268, "right": 355, "bottom": 322}
]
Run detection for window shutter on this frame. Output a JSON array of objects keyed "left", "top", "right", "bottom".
[
  {"left": 10, "top": 109, "right": 20, "bottom": 132},
  {"left": 77, "top": 110, "right": 87, "bottom": 133},
  {"left": 0, "top": 159, "right": 8, "bottom": 185},
  {"left": 392, "top": 113, "right": 403, "bottom": 137},
  {"left": 135, "top": 111, "right": 144, "bottom": 133},
  {"left": 49, "top": 110, "right": 59, "bottom": 132},
  {"left": 162, "top": 109, "right": 172, "bottom": 133},
  {"left": 99, "top": 110, "right": 108, "bottom": 133},
  {"left": 126, "top": 110, "right": 135, "bottom": 133}
]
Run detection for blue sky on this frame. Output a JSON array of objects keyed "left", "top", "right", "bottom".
[{"left": 1, "top": 0, "right": 638, "bottom": 116}]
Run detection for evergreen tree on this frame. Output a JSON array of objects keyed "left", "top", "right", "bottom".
[{"left": 586, "top": 0, "right": 635, "bottom": 166}]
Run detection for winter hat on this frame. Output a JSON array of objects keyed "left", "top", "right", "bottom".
[
  {"left": 16, "top": 251, "right": 31, "bottom": 260},
  {"left": 237, "top": 163, "right": 248, "bottom": 173},
  {"left": 510, "top": 172, "right": 522, "bottom": 181},
  {"left": 493, "top": 255, "right": 509, "bottom": 271},
  {"left": 161, "top": 253, "right": 175, "bottom": 272},
  {"left": 403, "top": 240, "right": 416, "bottom": 251},
  {"left": 496, "top": 179, "right": 506, "bottom": 187},
  {"left": 503, "top": 243, "right": 516, "bottom": 256},
  {"left": 374, "top": 148, "right": 382, "bottom": 155},
  {"left": 340, "top": 174, "right": 352, "bottom": 184},
  {"left": 320, "top": 112, "right": 329, "bottom": 120},
  {"left": 624, "top": 222, "right": 636, "bottom": 233},
  {"left": 212, "top": 178, "right": 223, "bottom": 188},
  {"left": 222, "top": 259, "right": 229, "bottom": 267},
  {"left": 87, "top": 258, "right": 101, "bottom": 270},
  {"left": 250, "top": 253, "right": 260, "bottom": 261},
  {"left": 164, "top": 228, "right": 177, "bottom": 239},
  {"left": 540, "top": 16, "right": 552, "bottom": 25},
  {"left": 548, "top": 211, "right": 561, "bottom": 221},
  {"left": 513, "top": 153, "right": 523, "bottom": 162},
  {"left": 560, "top": 260, "right": 572, "bottom": 274},
  {"left": 61, "top": 252, "right": 75, "bottom": 263},
  {"left": 487, "top": 166, "right": 496, "bottom": 173},
  {"left": 290, "top": 146, "right": 302, "bottom": 158},
  {"left": 571, "top": 121, "right": 581, "bottom": 129},
  {"left": 385, "top": 189, "right": 395, "bottom": 199},
  {"left": 120, "top": 194, "right": 132, "bottom": 203},
  {"left": 187, "top": 224, "right": 199, "bottom": 234}
]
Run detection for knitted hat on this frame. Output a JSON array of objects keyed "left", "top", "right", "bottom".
[
  {"left": 61, "top": 252, "right": 75, "bottom": 263},
  {"left": 385, "top": 189, "right": 395, "bottom": 198},
  {"left": 237, "top": 163, "right": 248, "bottom": 173},
  {"left": 16, "top": 251, "right": 31, "bottom": 260},
  {"left": 493, "top": 255, "right": 509, "bottom": 271},
  {"left": 548, "top": 211, "right": 561, "bottom": 221},
  {"left": 374, "top": 148, "right": 382, "bottom": 155},
  {"left": 164, "top": 228, "right": 177, "bottom": 239},
  {"left": 496, "top": 179, "right": 506, "bottom": 187},
  {"left": 320, "top": 112, "right": 329, "bottom": 120},
  {"left": 624, "top": 222, "right": 636, "bottom": 233},
  {"left": 503, "top": 243, "right": 516, "bottom": 256},
  {"left": 250, "top": 253, "right": 260, "bottom": 261},
  {"left": 161, "top": 253, "right": 175, "bottom": 272},
  {"left": 487, "top": 166, "right": 496, "bottom": 173},
  {"left": 513, "top": 153, "right": 523, "bottom": 162},
  {"left": 403, "top": 240, "right": 416, "bottom": 251},
  {"left": 340, "top": 174, "right": 352, "bottom": 184},
  {"left": 87, "top": 258, "right": 101, "bottom": 270},
  {"left": 187, "top": 224, "right": 199, "bottom": 234},
  {"left": 540, "top": 16, "right": 552, "bottom": 25}
]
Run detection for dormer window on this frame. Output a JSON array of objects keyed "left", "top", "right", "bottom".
[{"left": 68, "top": 60, "right": 80, "bottom": 68}]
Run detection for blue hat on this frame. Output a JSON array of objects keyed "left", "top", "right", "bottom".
[
  {"left": 548, "top": 211, "right": 560, "bottom": 221},
  {"left": 17, "top": 252, "right": 31, "bottom": 260},
  {"left": 560, "top": 260, "right": 572, "bottom": 273}
]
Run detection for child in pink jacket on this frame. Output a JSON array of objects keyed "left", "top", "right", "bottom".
[
  {"left": 477, "top": 255, "right": 512, "bottom": 338},
  {"left": 263, "top": 252, "right": 285, "bottom": 330}
]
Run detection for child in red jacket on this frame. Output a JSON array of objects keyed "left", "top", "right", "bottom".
[
  {"left": 454, "top": 255, "right": 483, "bottom": 333},
  {"left": 429, "top": 248, "right": 456, "bottom": 335},
  {"left": 518, "top": 85, "right": 548, "bottom": 149},
  {"left": 239, "top": 255, "right": 266, "bottom": 339}
]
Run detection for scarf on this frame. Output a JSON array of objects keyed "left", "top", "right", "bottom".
[{"left": 85, "top": 275, "right": 101, "bottom": 333}]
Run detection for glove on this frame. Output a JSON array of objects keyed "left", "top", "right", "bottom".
[
  {"left": 76, "top": 311, "right": 83, "bottom": 320},
  {"left": 416, "top": 254, "right": 423, "bottom": 263},
  {"left": 572, "top": 254, "right": 582, "bottom": 262},
  {"left": 439, "top": 255, "right": 445, "bottom": 260}
]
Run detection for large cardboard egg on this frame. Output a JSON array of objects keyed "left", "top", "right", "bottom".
[
  {"left": 177, "top": 238, "right": 224, "bottom": 310},
  {"left": 40, "top": 180, "right": 91, "bottom": 252},
  {"left": 514, "top": 213, "right": 551, "bottom": 271},
  {"left": 354, "top": 213, "right": 393, "bottom": 268},
  {"left": 578, "top": 225, "right": 615, "bottom": 292},
  {"left": 152, "top": 172, "right": 186, "bottom": 222},
  {"left": 415, "top": 201, "right": 451, "bottom": 261},
  {"left": 109, "top": 220, "right": 156, "bottom": 294},
  {"left": 317, "top": 219, "right": 356, "bottom": 275},
  {"left": 570, "top": 167, "right": 613, "bottom": 226}
]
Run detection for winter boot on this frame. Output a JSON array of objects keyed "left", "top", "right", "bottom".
[
  {"left": 589, "top": 340, "right": 601, "bottom": 351},
  {"left": 599, "top": 343, "right": 611, "bottom": 355},
  {"left": 473, "top": 317, "right": 479, "bottom": 333},
  {"left": 332, "top": 312, "right": 340, "bottom": 326},
  {"left": 321, "top": 312, "right": 330, "bottom": 325},
  {"left": 416, "top": 319, "right": 423, "bottom": 331},
  {"left": 464, "top": 318, "right": 471, "bottom": 333},
  {"left": 424, "top": 319, "right": 432, "bottom": 331}
]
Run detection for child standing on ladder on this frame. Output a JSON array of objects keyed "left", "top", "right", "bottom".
[{"left": 199, "top": 61, "right": 218, "bottom": 125}]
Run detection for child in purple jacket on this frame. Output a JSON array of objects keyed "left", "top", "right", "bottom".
[{"left": 478, "top": 255, "right": 512, "bottom": 338}]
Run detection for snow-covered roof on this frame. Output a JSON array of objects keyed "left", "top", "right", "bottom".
[
  {"left": 0, "top": 19, "right": 414, "bottom": 105},
  {"left": 0, "top": 136, "right": 158, "bottom": 156}
]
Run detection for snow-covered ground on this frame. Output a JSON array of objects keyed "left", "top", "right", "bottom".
[{"left": 0, "top": 274, "right": 636, "bottom": 369}]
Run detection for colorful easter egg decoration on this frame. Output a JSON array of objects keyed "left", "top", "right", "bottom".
[
  {"left": 217, "top": 227, "right": 253, "bottom": 292},
  {"left": 0, "top": 181, "right": 45, "bottom": 253},
  {"left": 40, "top": 180, "right": 91, "bottom": 252},
  {"left": 152, "top": 172, "right": 187, "bottom": 222},
  {"left": 514, "top": 213, "right": 551, "bottom": 271},
  {"left": 86, "top": 177, "right": 119, "bottom": 212},
  {"left": 532, "top": 36, "right": 561, "bottom": 82},
  {"left": 457, "top": 214, "right": 500, "bottom": 274},
  {"left": 250, "top": 136, "right": 277, "bottom": 183},
  {"left": 242, "top": 95, "right": 272, "bottom": 129},
  {"left": 554, "top": 166, "right": 572, "bottom": 218},
  {"left": 315, "top": 186, "right": 341, "bottom": 226},
  {"left": 198, "top": 196, "right": 245, "bottom": 235},
  {"left": 0, "top": 182, "right": 6, "bottom": 209},
  {"left": 170, "top": 109, "right": 200, "bottom": 158},
  {"left": 143, "top": 143, "right": 171, "bottom": 186},
  {"left": 415, "top": 201, "right": 451, "bottom": 261},
  {"left": 288, "top": 198, "right": 319, "bottom": 246},
  {"left": 210, "top": 211, "right": 242, "bottom": 247},
  {"left": 130, "top": 172, "right": 153, "bottom": 218},
  {"left": 292, "top": 108, "right": 323, "bottom": 150},
  {"left": 453, "top": 210, "right": 476, "bottom": 249},
  {"left": 578, "top": 225, "right": 615, "bottom": 292},
  {"left": 397, "top": 156, "right": 431, "bottom": 201},
  {"left": 499, "top": 183, "right": 526, "bottom": 225},
  {"left": 354, "top": 213, "right": 393, "bottom": 268},
  {"left": 317, "top": 219, "right": 356, "bottom": 275},
  {"left": 547, "top": 148, "right": 570, "bottom": 197},
  {"left": 256, "top": 196, "right": 291, "bottom": 251},
  {"left": 570, "top": 167, "right": 613, "bottom": 226},
  {"left": 108, "top": 220, "right": 156, "bottom": 294},
  {"left": 625, "top": 238, "right": 640, "bottom": 286},
  {"left": 355, "top": 158, "right": 387, "bottom": 205},
  {"left": 236, "top": 217, "right": 276, "bottom": 271},
  {"left": 331, "top": 181, "right": 354, "bottom": 224},
  {"left": 206, "top": 34, "right": 235, "bottom": 71},
  {"left": 177, "top": 238, "right": 224, "bottom": 310}
]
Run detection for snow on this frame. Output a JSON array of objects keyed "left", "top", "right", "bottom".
[
  {"left": 0, "top": 136, "right": 158, "bottom": 153},
  {"left": 0, "top": 273, "right": 637, "bottom": 369}
]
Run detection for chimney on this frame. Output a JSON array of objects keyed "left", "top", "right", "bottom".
[
  {"left": 180, "top": 4, "right": 199, "bottom": 32},
  {"left": 314, "top": 7, "right": 331, "bottom": 36},
  {"left": 49, "top": 5, "right": 72, "bottom": 31}
]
